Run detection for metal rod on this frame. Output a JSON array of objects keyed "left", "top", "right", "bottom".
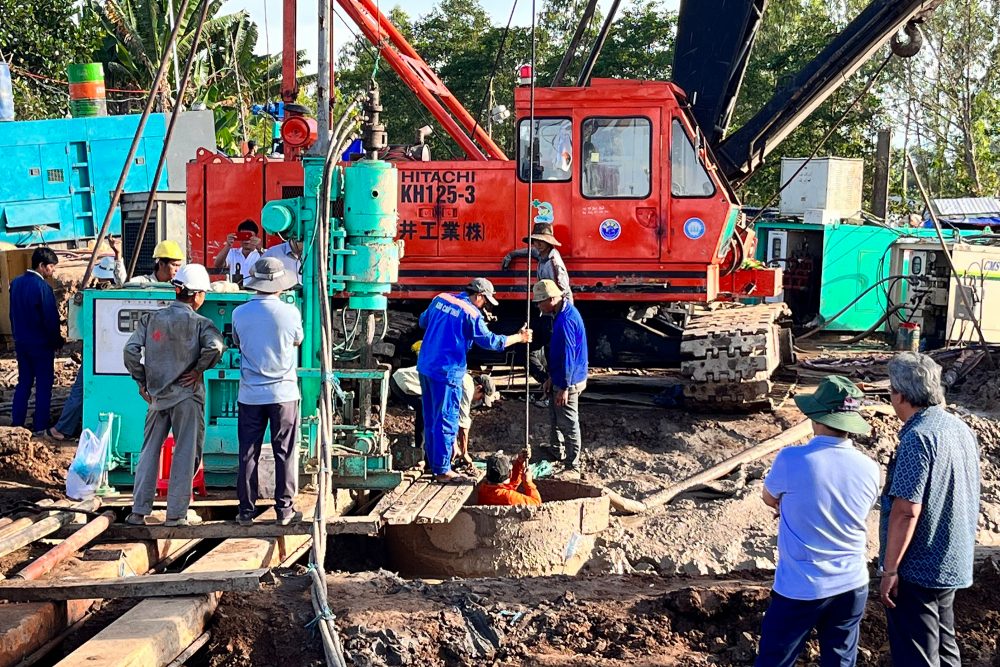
[
  {"left": 313, "top": 0, "right": 332, "bottom": 155},
  {"left": 81, "top": 0, "right": 193, "bottom": 288},
  {"left": 165, "top": 631, "right": 212, "bottom": 667},
  {"left": 282, "top": 0, "right": 300, "bottom": 102},
  {"left": 0, "top": 499, "right": 101, "bottom": 559},
  {"left": 906, "top": 153, "right": 996, "bottom": 369},
  {"left": 551, "top": 0, "right": 599, "bottom": 86},
  {"left": 13, "top": 511, "right": 115, "bottom": 580},
  {"left": 577, "top": 0, "right": 622, "bottom": 87},
  {"left": 126, "top": 0, "right": 212, "bottom": 280},
  {"left": 167, "top": 0, "right": 181, "bottom": 95}
]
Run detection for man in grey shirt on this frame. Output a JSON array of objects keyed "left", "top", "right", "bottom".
[
  {"left": 124, "top": 264, "right": 224, "bottom": 527},
  {"left": 232, "top": 257, "right": 304, "bottom": 526}
]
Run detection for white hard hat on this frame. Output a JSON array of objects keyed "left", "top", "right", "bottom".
[
  {"left": 93, "top": 256, "right": 118, "bottom": 281},
  {"left": 171, "top": 263, "right": 211, "bottom": 293}
]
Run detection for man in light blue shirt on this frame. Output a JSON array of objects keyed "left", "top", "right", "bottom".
[
  {"left": 756, "top": 375, "right": 881, "bottom": 667},
  {"left": 232, "top": 257, "right": 303, "bottom": 526}
]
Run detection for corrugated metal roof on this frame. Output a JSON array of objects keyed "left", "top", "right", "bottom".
[{"left": 930, "top": 197, "right": 1000, "bottom": 216}]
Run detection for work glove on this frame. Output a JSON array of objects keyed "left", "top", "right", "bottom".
[{"left": 501, "top": 253, "right": 513, "bottom": 271}]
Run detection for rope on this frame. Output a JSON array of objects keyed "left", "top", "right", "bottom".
[
  {"left": 6, "top": 64, "right": 152, "bottom": 93},
  {"left": 524, "top": 0, "right": 537, "bottom": 458}
]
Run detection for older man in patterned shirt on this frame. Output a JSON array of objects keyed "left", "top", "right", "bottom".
[{"left": 880, "top": 352, "right": 980, "bottom": 667}]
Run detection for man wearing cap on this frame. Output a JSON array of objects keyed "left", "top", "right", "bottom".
[
  {"left": 502, "top": 223, "right": 572, "bottom": 302},
  {"left": 263, "top": 237, "right": 303, "bottom": 286},
  {"left": 91, "top": 236, "right": 127, "bottom": 286},
  {"left": 533, "top": 279, "right": 588, "bottom": 474},
  {"left": 417, "top": 278, "right": 531, "bottom": 482},
  {"left": 478, "top": 450, "right": 541, "bottom": 506},
  {"left": 231, "top": 257, "right": 304, "bottom": 526},
  {"left": 124, "top": 264, "right": 225, "bottom": 527},
  {"left": 755, "top": 376, "right": 880, "bottom": 667},
  {"left": 127, "top": 240, "right": 185, "bottom": 285}
]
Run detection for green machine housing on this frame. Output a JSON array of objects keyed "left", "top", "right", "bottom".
[
  {"left": 80, "top": 155, "right": 404, "bottom": 490},
  {"left": 754, "top": 220, "right": 976, "bottom": 331}
]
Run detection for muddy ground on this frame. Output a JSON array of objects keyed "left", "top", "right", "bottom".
[{"left": 3, "top": 344, "right": 1000, "bottom": 666}]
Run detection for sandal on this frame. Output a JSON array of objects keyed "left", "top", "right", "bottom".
[
  {"left": 46, "top": 428, "right": 68, "bottom": 441},
  {"left": 434, "top": 473, "right": 473, "bottom": 485}
]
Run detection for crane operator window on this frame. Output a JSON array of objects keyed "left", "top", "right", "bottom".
[
  {"left": 670, "top": 119, "right": 715, "bottom": 197},
  {"left": 518, "top": 118, "right": 572, "bottom": 182},
  {"left": 580, "top": 117, "right": 651, "bottom": 199}
]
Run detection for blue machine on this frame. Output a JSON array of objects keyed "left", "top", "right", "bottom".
[{"left": 0, "top": 114, "right": 169, "bottom": 245}]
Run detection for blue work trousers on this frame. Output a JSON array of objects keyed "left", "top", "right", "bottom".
[
  {"left": 54, "top": 370, "right": 84, "bottom": 436},
  {"left": 755, "top": 584, "right": 868, "bottom": 667},
  {"left": 419, "top": 373, "right": 462, "bottom": 475},
  {"left": 12, "top": 346, "right": 55, "bottom": 432}
]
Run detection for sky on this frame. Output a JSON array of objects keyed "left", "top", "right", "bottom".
[{"left": 218, "top": 0, "right": 678, "bottom": 75}]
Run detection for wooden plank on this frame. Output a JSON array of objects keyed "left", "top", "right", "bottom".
[
  {"left": 415, "top": 484, "right": 466, "bottom": 524},
  {"left": 49, "top": 517, "right": 376, "bottom": 541},
  {"left": 380, "top": 480, "right": 431, "bottom": 524},
  {"left": 429, "top": 469, "right": 484, "bottom": 524},
  {"left": 53, "top": 498, "right": 316, "bottom": 667},
  {"left": 327, "top": 515, "right": 381, "bottom": 536},
  {"left": 368, "top": 469, "right": 422, "bottom": 517},
  {"left": 0, "top": 569, "right": 269, "bottom": 602},
  {"left": 383, "top": 481, "right": 442, "bottom": 526}
]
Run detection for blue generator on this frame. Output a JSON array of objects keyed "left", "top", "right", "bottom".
[{"left": 0, "top": 114, "right": 170, "bottom": 246}]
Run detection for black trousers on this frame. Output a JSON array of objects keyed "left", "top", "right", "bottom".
[
  {"left": 389, "top": 377, "right": 423, "bottom": 449},
  {"left": 237, "top": 400, "right": 299, "bottom": 520},
  {"left": 886, "top": 579, "right": 960, "bottom": 667}
]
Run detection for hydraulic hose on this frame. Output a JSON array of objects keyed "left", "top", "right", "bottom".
[{"left": 797, "top": 274, "right": 920, "bottom": 340}]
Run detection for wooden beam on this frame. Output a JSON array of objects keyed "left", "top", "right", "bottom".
[
  {"left": 0, "top": 569, "right": 269, "bottom": 602},
  {"left": 48, "top": 516, "right": 378, "bottom": 540},
  {"left": 53, "top": 496, "right": 319, "bottom": 667}
]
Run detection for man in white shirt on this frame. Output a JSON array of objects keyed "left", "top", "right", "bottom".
[
  {"left": 756, "top": 375, "right": 880, "bottom": 667},
  {"left": 262, "top": 237, "right": 303, "bottom": 285},
  {"left": 213, "top": 219, "right": 261, "bottom": 284}
]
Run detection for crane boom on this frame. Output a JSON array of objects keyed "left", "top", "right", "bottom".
[
  {"left": 672, "top": 0, "right": 768, "bottom": 147},
  {"left": 715, "top": 0, "right": 942, "bottom": 185}
]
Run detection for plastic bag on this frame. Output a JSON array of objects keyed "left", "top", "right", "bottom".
[{"left": 65, "top": 428, "right": 110, "bottom": 500}]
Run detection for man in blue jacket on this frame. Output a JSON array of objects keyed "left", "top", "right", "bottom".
[
  {"left": 417, "top": 278, "right": 531, "bottom": 482},
  {"left": 10, "top": 248, "right": 63, "bottom": 433},
  {"left": 533, "top": 279, "right": 588, "bottom": 474}
]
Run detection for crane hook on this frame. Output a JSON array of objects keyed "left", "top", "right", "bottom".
[{"left": 890, "top": 21, "right": 923, "bottom": 58}]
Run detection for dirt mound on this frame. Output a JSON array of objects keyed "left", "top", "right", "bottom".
[
  {"left": 0, "top": 427, "right": 64, "bottom": 487},
  {"left": 199, "top": 567, "right": 324, "bottom": 667}
]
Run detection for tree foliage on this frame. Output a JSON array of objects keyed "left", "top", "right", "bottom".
[{"left": 0, "top": 0, "right": 105, "bottom": 118}]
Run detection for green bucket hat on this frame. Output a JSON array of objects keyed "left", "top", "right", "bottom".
[{"left": 793, "top": 375, "right": 871, "bottom": 436}]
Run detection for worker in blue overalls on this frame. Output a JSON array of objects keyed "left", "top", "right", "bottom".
[{"left": 417, "top": 278, "right": 532, "bottom": 482}]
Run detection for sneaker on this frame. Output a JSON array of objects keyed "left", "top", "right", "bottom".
[
  {"left": 164, "top": 513, "right": 203, "bottom": 527},
  {"left": 276, "top": 511, "right": 303, "bottom": 526},
  {"left": 125, "top": 513, "right": 148, "bottom": 526},
  {"left": 237, "top": 514, "right": 255, "bottom": 527}
]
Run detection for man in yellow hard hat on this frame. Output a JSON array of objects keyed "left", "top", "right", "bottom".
[{"left": 127, "top": 240, "right": 185, "bottom": 285}]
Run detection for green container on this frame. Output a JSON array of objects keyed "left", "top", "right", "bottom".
[{"left": 66, "top": 63, "right": 104, "bottom": 83}]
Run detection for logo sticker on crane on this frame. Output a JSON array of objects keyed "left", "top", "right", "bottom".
[
  {"left": 599, "top": 219, "right": 621, "bottom": 241},
  {"left": 683, "top": 217, "right": 706, "bottom": 240}
]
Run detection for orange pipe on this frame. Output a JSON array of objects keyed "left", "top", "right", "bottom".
[{"left": 13, "top": 511, "right": 116, "bottom": 581}]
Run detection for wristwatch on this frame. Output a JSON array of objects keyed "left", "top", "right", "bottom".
[{"left": 876, "top": 567, "right": 898, "bottom": 576}]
